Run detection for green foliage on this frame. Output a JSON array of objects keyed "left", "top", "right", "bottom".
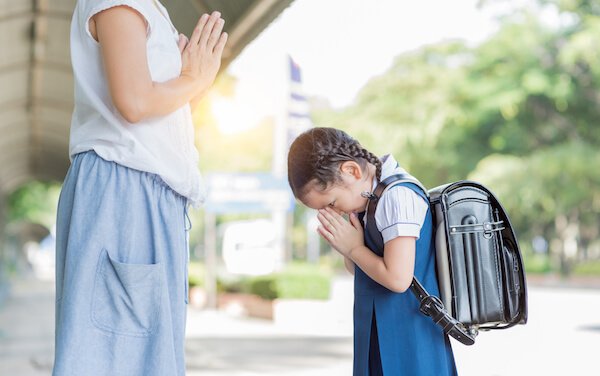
[
  {"left": 311, "top": 1, "right": 600, "bottom": 275},
  {"left": 8, "top": 181, "right": 61, "bottom": 229},
  {"left": 523, "top": 253, "right": 553, "bottom": 274},
  {"left": 246, "top": 276, "right": 278, "bottom": 300},
  {"left": 274, "top": 263, "right": 332, "bottom": 300},
  {"left": 572, "top": 260, "right": 600, "bottom": 276},
  {"left": 188, "top": 261, "right": 205, "bottom": 288},
  {"left": 220, "top": 262, "right": 332, "bottom": 300}
]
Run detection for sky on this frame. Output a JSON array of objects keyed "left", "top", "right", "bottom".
[{"left": 217, "top": 0, "right": 505, "bottom": 134}]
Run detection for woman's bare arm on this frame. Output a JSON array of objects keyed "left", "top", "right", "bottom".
[{"left": 92, "top": 7, "right": 227, "bottom": 123}]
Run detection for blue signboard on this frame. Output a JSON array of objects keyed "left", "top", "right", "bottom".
[{"left": 203, "top": 172, "right": 295, "bottom": 214}]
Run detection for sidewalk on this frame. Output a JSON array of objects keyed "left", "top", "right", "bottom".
[
  {"left": 0, "top": 275, "right": 353, "bottom": 376},
  {"left": 2, "top": 274, "right": 599, "bottom": 375},
  {"left": 0, "top": 276, "right": 55, "bottom": 375}
]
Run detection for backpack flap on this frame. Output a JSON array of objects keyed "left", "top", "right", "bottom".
[
  {"left": 438, "top": 182, "right": 505, "bottom": 326},
  {"left": 436, "top": 181, "right": 528, "bottom": 330}
]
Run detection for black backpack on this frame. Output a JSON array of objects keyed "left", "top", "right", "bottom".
[{"left": 365, "top": 174, "right": 528, "bottom": 345}]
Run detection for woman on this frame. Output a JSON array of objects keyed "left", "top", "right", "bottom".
[{"left": 53, "top": 1, "right": 227, "bottom": 375}]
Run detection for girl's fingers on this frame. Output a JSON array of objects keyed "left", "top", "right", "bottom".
[
  {"left": 207, "top": 18, "right": 225, "bottom": 51},
  {"left": 199, "top": 11, "right": 221, "bottom": 48},
  {"left": 317, "top": 226, "right": 334, "bottom": 243},
  {"left": 317, "top": 212, "right": 337, "bottom": 234},
  {"left": 349, "top": 212, "right": 362, "bottom": 230},
  {"left": 323, "top": 207, "right": 344, "bottom": 226},
  {"left": 189, "top": 13, "right": 209, "bottom": 46}
]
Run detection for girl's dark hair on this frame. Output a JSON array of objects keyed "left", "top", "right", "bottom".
[{"left": 287, "top": 127, "right": 382, "bottom": 198}]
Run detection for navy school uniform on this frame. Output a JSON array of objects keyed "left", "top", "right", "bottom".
[{"left": 354, "top": 182, "right": 458, "bottom": 376}]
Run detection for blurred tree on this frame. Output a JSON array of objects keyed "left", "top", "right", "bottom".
[
  {"left": 7, "top": 181, "right": 61, "bottom": 230},
  {"left": 313, "top": 0, "right": 600, "bottom": 275}
]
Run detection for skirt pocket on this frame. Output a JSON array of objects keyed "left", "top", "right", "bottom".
[{"left": 91, "top": 249, "right": 162, "bottom": 337}]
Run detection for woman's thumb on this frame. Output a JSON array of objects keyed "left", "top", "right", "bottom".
[{"left": 178, "top": 33, "right": 188, "bottom": 53}]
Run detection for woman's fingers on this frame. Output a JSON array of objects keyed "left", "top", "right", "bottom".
[
  {"left": 213, "top": 31, "right": 228, "bottom": 56},
  {"left": 198, "top": 11, "right": 221, "bottom": 49},
  {"left": 189, "top": 13, "right": 209, "bottom": 46},
  {"left": 207, "top": 18, "right": 225, "bottom": 51},
  {"left": 177, "top": 34, "right": 188, "bottom": 53}
]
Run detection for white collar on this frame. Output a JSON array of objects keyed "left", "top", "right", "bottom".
[{"left": 370, "top": 154, "right": 408, "bottom": 191}]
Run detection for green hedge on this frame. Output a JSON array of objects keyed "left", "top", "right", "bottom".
[
  {"left": 188, "top": 261, "right": 205, "bottom": 288},
  {"left": 572, "top": 261, "right": 600, "bottom": 276},
  {"left": 189, "top": 261, "right": 332, "bottom": 300},
  {"left": 224, "top": 262, "right": 332, "bottom": 301}
]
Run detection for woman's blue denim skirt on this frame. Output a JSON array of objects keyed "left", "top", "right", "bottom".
[{"left": 52, "top": 150, "right": 190, "bottom": 376}]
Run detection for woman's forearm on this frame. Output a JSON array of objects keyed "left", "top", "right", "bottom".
[
  {"left": 121, "top": 75, "right": 209, "bottom": 123},
  {"left": 95, "top": 7, "right": 224, "bottom": 123}
]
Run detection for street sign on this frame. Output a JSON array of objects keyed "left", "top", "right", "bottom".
[{"left": 204, "top": 172, "right": 295, "bottom": 213}]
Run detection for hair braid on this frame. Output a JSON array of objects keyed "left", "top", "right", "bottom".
[
  {"left": 287, "top": 127, "right": 381, "bottom": 198},
  {"left": 361, "top": 148, "right": 382, "bottom": 182}
]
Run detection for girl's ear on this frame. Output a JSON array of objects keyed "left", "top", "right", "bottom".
[{"left": 339, "top": 161, "right": 363, "bottom": 180}]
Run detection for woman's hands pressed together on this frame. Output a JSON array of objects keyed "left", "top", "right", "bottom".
[
  {"left": 94, "top": 7, "right": 228, "bottom": 123},
  {"left": 317, "top": 207, "right": 364, "bottom": 258},
  {"left": 179, "top": 11, "right": 228, "bottom": 99}
]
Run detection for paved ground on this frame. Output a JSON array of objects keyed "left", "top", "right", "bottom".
[{"left": 1, "top": 274, "right": 599, "bottom": 375}]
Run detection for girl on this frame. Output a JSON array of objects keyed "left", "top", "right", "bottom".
[
  {"left": 53, "top": 1, "right": 226, "bottom": 375},
  {"left": 287, "top": 127, "right": 457, "bottom": 375}
]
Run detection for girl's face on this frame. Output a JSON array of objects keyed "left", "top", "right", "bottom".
[{"left": 300, "top": 161, "right": 372, "bottom": 214}]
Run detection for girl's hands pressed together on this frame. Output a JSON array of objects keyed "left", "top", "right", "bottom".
[{"left": 317, "top": 207, "right": 364, "bottom": 258}]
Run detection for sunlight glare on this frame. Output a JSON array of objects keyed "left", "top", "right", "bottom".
[{"left": 212, "top": 96, "right": 264, "bottom": 135}]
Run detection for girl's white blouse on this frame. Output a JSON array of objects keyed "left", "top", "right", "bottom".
[
  {"left": 371, "top": 155, "right": 429, "bottom": 243},
  {"left": 69, "top": 0, "right": 205, "bottom": 207}
]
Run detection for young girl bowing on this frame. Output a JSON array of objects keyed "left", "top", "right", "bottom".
[{"left": 287, "top": 127, "right": 457, "bottom": 376}]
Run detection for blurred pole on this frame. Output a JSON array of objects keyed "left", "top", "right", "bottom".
[
  {"left": 0, "top": 195, "right": 7, "bottom": 305},
  {"left": 271, "top": 55, "right": 289, "bottom": 269},
  {"left": 204, "top": 211, "right": 217, "bottom": 309}
]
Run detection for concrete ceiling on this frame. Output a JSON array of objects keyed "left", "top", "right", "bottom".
[{"left": 0, "top": 0, "right": 293, "bottom": 195}]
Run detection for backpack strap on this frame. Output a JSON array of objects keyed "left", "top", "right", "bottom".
[{"left": 365, "top": 174, "right": 476, "bottom": 346}]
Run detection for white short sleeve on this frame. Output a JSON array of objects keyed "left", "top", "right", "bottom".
[
  {"left": 374, "top": 186, "right": 429, "bottom": 243},
  {"left": 86, "top": 0, "right": 152, "bottom": 43}
]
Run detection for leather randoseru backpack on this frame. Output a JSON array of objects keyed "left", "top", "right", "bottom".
[{"left": 365, "top": 174, "right": 528, "bottom": 345}]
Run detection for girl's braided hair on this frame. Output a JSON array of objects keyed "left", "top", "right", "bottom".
[{"left": 287, "top": 127, "right": 382, "bottom": 198}]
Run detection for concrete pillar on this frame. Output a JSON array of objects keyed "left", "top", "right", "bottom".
[{"left": 0, "top": 192, "right": 8, "bottom": 304}]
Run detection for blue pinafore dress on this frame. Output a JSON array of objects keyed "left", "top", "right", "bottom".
[{"left": 354, "top": 182, "right": 457, "bottom": 376}]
